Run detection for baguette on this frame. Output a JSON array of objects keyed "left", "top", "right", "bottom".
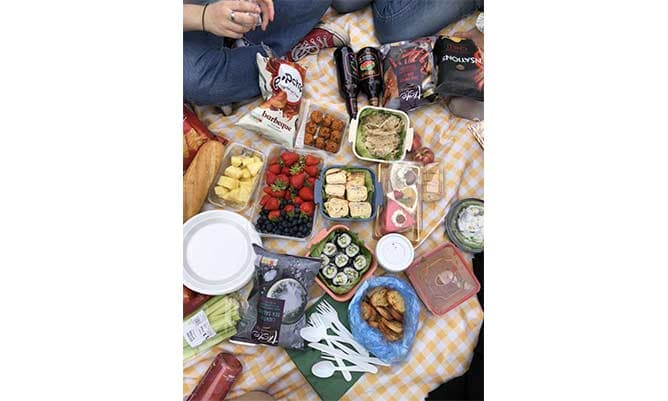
[{"left": 183, "top": 140, "right": 225, "bottom": 222}]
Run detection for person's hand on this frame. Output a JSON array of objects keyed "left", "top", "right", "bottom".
[
  {"left": 204, "top": 0, "right": 263, "bottom": 38},
  {"left": 255, "top": 0, "right": 275, "bottom": 31},
  {"left": 453, "top": 28, "right": 484, "bottom": 53}
]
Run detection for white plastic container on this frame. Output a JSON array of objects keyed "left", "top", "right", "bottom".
[
  {"left": 375, "top": 233, "right": 415, "bottom": 273},
  {"left": 348, "top": 105, "right": 414, "bottom": 164}
]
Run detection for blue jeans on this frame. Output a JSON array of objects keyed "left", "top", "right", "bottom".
[
  {"left": 184, "top": 0, "right": 331, "bottom": 105},
  {"left": 332, "top": 0, "right": 481, "bottom": 43}
]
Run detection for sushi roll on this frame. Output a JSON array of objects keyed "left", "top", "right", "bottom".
[
  {"left": 334, "top": 253, "right": 349, "bottom": 268},
  {"left": 345, "top": 243, "right": 360, "bottom": 257},
  {"left": 322, "top": 264, "right": 337, "bottom": 279},
  {"left": 332, "top": 272, "right": 348, "bottom": 286},
  {"left": 343, "top": 267, "right": 359, "bottom": 283},
  {"left": 323, "top": 242, "right": 338, "bottom": 256},
  {"left": 336, "top": 232, "right": 352, "bottom": 248},
  {"left": 320, "top": 254, "right": 330, "bottom": 268},
  {"left": 353, "top": 254, "right": 368, "bottom": 271}
]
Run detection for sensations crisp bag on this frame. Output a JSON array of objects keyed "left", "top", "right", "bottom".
[
  {"left": 237, "top": 54, "right": 307, "bottom": 147},
  {"left": 232, "top": 245, "right": 320, "bottom": 350},
  {"left": 434, "top": 36, "right": 484, "bottom": 101}
]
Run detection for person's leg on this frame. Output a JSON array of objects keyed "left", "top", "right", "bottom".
[
  {"left": 183, "top": 31, "right": 267, "bottom": 105},
  {"left": 244, "top": 0, "right": 331, "bottom": 56},
  {"left": 372, "top": 0, "right": 480, "bottom": 44},
  {"left": 332, "top": 0, "right": 372, "bottom": 14}
]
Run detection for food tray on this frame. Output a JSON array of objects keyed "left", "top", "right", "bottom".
[
  {"left": 373, "top": 162, "right": 423, "bottom": 246},
  {"left": 208, "top": 143, "right": 265, "bottom": 212},
  {"left": 405, "top": 242, "right": 480, "bottom": 316},
  {"left": 348, "top": 105, "right": 414, "bottom": 164},
  {"left": 305, "top": 225, "right": 378, "bottom": 302},
  {"left": 250, "top": 145, "right": 325, "bottom": 242},
  {"left": 297, "top": 101, "right": 349, "bottom": 155},
  {"left": 314, "top": 165, "right": 384, "bottom": 223}
]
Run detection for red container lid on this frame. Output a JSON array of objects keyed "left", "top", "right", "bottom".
[{"left": 405, "top": 242, "right": 480, "bottom": 316}]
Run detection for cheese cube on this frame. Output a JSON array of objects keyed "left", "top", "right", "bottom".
[
  {"left": 224, "top": 165, "right": 243, "bottom": 179},
  {"left": 247, "top": 161, "right": 262, "bottom": 177},
  {"left": 218, "top": 176, "right": 239, "bottom": 190},
  {"left": 230, "top": 156, "right": 243, "bottom": 167}
]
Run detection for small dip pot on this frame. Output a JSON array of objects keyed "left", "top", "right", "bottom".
[{"left": 375, "top": 233, "right": 415, "bottom": 273}]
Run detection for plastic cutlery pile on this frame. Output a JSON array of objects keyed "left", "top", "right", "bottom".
[{"left": 299, "top": 300, "right": 389, "bottom": 382}]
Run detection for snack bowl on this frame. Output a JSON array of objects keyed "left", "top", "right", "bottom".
[
  {"left": 314, "top": 165, "right": 384, "bottom": 223},
  {"left": 306, "top": 225, "right": 377, "bottom": 302},
  {"left": 445, "top": 198, "right": 484, "bottom": 253},
  {"left": 297, "top": 101, "right": 349, "bottom": 154},
  {"left": 208, "top": 143, "right": 265, "bottom": 212},
  {"left": 348, "top": 105, "right": 414, "bottom": 164},
  {"left": 250, "top": 145, "right": 326, "bottom": 242},
  {"left": 348, "top": 276, "right": 420, "bottom": 364}
]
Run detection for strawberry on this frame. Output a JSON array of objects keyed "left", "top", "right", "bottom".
[
  {"left": 265, "top": 171, "right": 277, "bottom": 185},
  {"left": 300, "top": 201, "right": 315, "bottom": 216},
  {"left": 264, "top": 187, "right": 285, "bottom": 198},
  {"left": 260, "top": 195, "right": 270, "bottom": 206},
  {"left": 289, "top": 163, "right": 303, "bottom": 176},
  {"left": 268, "top": 210, "right": 281, "bottom": 221},
  {"left": 273, "top": 174, "right": 289, "bottom": 189},
  {"left": 281, "top": 151, "right": 300, "bottom": 167},
  {"left": 293, "top": 196, "right": 304, "bottom": 205},
  {"left": 290, "top": 173, "right": 306, "bottom": 190},
  {"left": 298, "top": 187, "right": 314, "bottom": 201},
  {"left": 284, "top": 189, "right": 293, "bottom": 200},
  {"left": 268, "top": 163, "right": 282, "bottom": 174},
  {"left": 281, "top": 166, "right": 290, "bottom": 175},
  {"left": 306, "top": 177, "right": 316, "bottom": 188},
  {"left": 264, "top": 197, "right": 280, "bottom": 211},
  {"left": 304, "top": 165, "right": 319, "bottom": 177},
  {"left": 269, "top": 157, "right": 279, "bottom": 165},
  {"left": 304, "top": 155, "right": 320, "bottom": 166},
  {"left": 284, "top": 204, "right": 295, "bottom": 217}
]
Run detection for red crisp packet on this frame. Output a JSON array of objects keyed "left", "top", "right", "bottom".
[
  {"left": 183, "top": 103, "right": 228, "bottom": 171},
  {"left": 236, "top": 54, "right": 307, "bottom": 147}
]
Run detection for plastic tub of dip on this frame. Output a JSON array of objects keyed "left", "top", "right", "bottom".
[
  {"left": 375, "top": 233, "right": 414, "bottom": 273},
  {"left": 406, "top": 242, "right": 480, "bottom": 316},
  {"left": 445, "top": 198, "right": 484, "bottom": 253}
]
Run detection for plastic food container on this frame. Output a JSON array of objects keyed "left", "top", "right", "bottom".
[
  {"left": 405, "top": 242, "right": 480, "bottom": 316},
  {"left": 445, "top": 198, "right": 484, "bottom": 253},
  {"left": 306, "top": 224, "right": 378, "bottom": 302},
  {"left": 373, "top": 162, "right": 423, "bottom": 245},
  {"left": 375, "top": 233, "right": 415, "bottom": 273},
  {"left": 348, "top": 105, "right": 414, "bottom": 164},
  {"left": 297, "top": 101, "right": 349, "bottom": 155},
  {"left": 208, "top": 143, "right": 265, "bottom": 212},
  {"left": 422, "top": 161, "right": 444, "bottom": 202},
  {"left": 250, "top": 145, "right": 325, "bottom": 242},
  {"left": 314, "top": 165, "right": 384, "bottom": 223}
]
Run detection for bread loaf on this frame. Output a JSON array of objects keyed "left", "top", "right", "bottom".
[{"left": 183, "top": 140, "right": 225, "bottom": 222}]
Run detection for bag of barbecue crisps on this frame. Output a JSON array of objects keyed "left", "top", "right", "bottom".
[{"left": 237, "top": 54, "right": 307, "bottom": 147}]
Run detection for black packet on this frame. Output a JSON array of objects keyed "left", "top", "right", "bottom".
[{"left": 434, "top": 36, "right": 484, "bottom": 101}]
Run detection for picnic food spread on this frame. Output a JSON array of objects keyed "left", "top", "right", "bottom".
[{"left": 183, "top": 10, "right": 483, "bottom": 401}]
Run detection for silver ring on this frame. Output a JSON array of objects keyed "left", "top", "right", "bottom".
[{"left": 229, "top": 11, "right": 236, "bottom": 22}]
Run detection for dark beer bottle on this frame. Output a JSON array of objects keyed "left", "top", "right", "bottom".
[
  {"left": 334, "top": 46, "right": 359, "bottom": 119},
  {"left": 357, "top": 47, "right": 383, "bottom": 106}
]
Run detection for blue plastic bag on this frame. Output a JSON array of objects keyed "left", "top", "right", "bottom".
[{"left": 348, "top": 276, "right": 421, "bottom": 364}]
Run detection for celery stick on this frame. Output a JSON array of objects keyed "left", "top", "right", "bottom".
[{"left": 183, "top": 326, "right": 237, "bottom": 361}]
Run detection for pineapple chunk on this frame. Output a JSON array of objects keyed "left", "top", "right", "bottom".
[
  {"left": 224, "top": 165, "right": 243, "bottom": 179},
  {"left": 251, "top": 156, "right": 262, "bottom": 165},
  {"left": 222, "top": 188, "right": 239, "bottom": 201},
  {"left": 214, "top": 185, "right": 229, "bottom": 198},
  {"left": 237, "top": 186, "right": 252, "bottom": 203},
  {"left": 247, "top": 161, "right": 262, "bottom": 177},
  {"left": 240, "top": 176, "right": 254, "bottom": 183},
  {"left": 230, "top": 156, "right": 243, "bottom": 167},
  {"left": 241, "top": 168, "right": 251, "bottom": 179},
  {"left": 239, "top": 180, "right": 253, "bottom": 192},
  {"left": 218, "top": 176, "right": 239, "bottom": 190}
]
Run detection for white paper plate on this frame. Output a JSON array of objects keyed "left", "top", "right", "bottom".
[{"left": 183, "top": 210, "right": 261, "bottom": 295}]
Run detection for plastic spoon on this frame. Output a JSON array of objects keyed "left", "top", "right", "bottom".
[{"left": 311, "top": 361, "right": 370, "bottom": 379}]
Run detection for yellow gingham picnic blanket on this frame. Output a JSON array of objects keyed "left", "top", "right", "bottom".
[{"left": 184, "top": 7, "right": 483, "bottom": 401}]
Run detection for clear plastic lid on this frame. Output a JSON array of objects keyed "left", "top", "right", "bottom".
[{"left": 405, "top": 242, "right": 480, "bottom": 315}]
